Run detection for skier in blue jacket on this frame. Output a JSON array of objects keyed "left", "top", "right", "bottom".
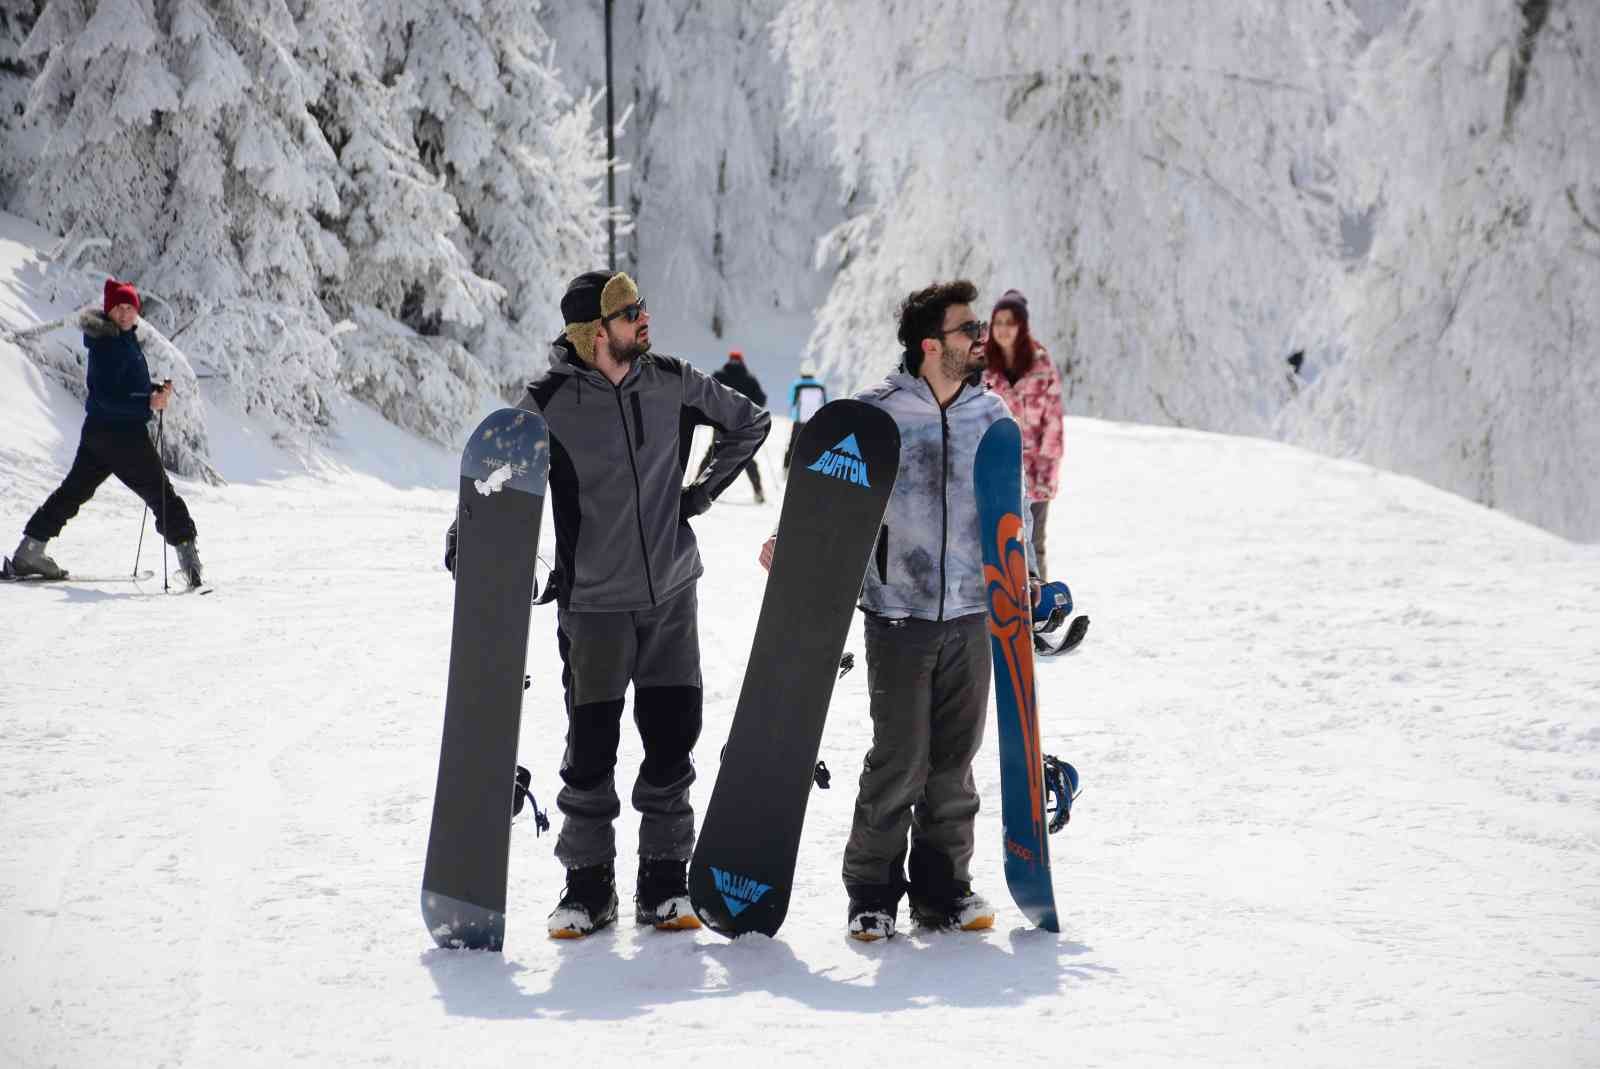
[
  {"left": 782, "top": 366, "right": 828, "bottom": 473},
  {"left": 9, "top": 279, "right": 202, "bottom": 587}
]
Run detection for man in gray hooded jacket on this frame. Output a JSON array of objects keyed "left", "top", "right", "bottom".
[
  {"left": 762, "top": 279, "right": 1032, "bottom": 941},
  {"left": 449, "top": 270, "right": 769, "bottom": 938}
]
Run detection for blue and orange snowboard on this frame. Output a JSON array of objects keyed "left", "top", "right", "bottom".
[{"left": 975, "top": 417, "right": 1060, "bottom": 931}]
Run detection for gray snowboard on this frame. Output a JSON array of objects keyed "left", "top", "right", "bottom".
[{"left": 421, "top": 407, "right": 549, "bottom": 950}]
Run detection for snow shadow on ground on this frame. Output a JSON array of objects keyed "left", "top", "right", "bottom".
[
  {"left": 420, "top": 926, "right": 1112, "bottom": 1021},
  {"left": 0, "top": 581, "right": 162, "bottom": 604}
]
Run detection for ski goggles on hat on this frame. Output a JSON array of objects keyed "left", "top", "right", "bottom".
[{"left": 602, "top": 298, "right": 647, "bottom": 324}]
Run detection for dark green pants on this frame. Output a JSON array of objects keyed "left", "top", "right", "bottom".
[{"left": 843, "top": 612, "right": 991, "bottom": 905}]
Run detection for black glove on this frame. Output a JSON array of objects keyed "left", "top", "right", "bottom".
[
  {"left": 444, "top": 522, "right": 458, "bottom": 576},
  {"left": 679, "top": 484, "right": 712, "bottom": 523}
]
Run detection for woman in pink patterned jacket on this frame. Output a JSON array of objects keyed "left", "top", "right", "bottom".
[{"left": 982, "top": 289, "right": 1064, "bottom": 579}]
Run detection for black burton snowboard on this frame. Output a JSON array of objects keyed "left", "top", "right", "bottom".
[
  {"left": 690, "top": 400, "right": 899, "bottom": 938},
  {"left": 422, "top": 407, "right": 549, "bottom": 951}
]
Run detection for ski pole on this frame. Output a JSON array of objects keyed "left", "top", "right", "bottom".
[
  {"left": 134, "top": 493, "right": 150, "bottom": 577},
  {"left": 157, "top": 409, "right": 168, "bottom": 592}
]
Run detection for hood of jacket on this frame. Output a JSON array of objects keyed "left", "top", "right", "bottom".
[{"left": 79, "top": 306, "right": 128, "bottom": 340}]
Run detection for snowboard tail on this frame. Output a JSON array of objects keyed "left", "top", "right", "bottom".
[
  {"left": 689, "top": 400, "right": 900, "bottom": 939},
  {"left": 975, "top": 418, "right": 1060, "bottom": 932},
  {"left": 421, "top": 408, "right": 549, "bottom": 950}
]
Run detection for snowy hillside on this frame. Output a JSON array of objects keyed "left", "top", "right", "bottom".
[{"left": 2, "top": 324, "right": 1597, "bottom": 1064}]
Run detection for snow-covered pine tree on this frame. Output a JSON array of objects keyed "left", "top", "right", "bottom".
[
  {"left": 148, "top": 0, "right": 344, "bottom": 434},
  {"left": 20, "top": 0, "right": 175, "bottom": 267},
  {"left": 777, "top": 0, "right": 1599, "bottom": 540},
  {"left": 0, "top": 1, "right": 43, "bottom": 206},
  {"left": 543, "top": 1, "right": 839, "bottom": 355},
  {"left": 366, "top": 0, "right": 610, "bottom": 399},
  {"left": 292, "top": 0, "right": 501, "bottom": 444},
  {"left": 775, "top": 0, "right": 1353, "bottom": 430},
  {"left": 18, "top": 0, "right": 218, "bottom": 479},
  {"left": 18, "top": 0, "right": 349, "bottom": 469},
  {"left": 1280, "top": 0, "right": 1600, "bottom": 541}
]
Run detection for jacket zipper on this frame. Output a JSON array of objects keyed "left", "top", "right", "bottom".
[
  {"left": 613, "top": 382, "right": 658, "bottom": 606},
  {"left": 630, "top": 392, "right": 646, "bottom": 443},
  {"left": 938, "top": 406, "right": 950, "bottom": 621}
]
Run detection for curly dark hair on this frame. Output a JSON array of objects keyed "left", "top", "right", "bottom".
[{"left": 897, "top": 279, "right": 979, "bottom": 375}]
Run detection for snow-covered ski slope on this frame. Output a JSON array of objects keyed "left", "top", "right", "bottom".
[{"left": 3, "top": 310, "right": 1598, "bottom": 1064}]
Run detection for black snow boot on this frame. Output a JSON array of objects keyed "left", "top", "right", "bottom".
[
  {"left": 635, "top": 857, "right": 701, "bottom": 931},
  {"left": 908, "top": 884, "right": 996, "bottom": 932},
  {"left": 547, "top": 862, "right": 618, "bottom": 939},
  {"left": 847, "top": 897, "right": 897, "bottom": 942}
]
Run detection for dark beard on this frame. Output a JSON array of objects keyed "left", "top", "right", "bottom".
[
  {"left": 940, "top": 338, "right": 982, "bottom": 382},
  {"left": 610, "top": 331, "right": 649, "bottom": 364}
]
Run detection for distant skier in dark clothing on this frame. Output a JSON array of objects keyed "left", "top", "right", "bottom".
[
  {"left": 9, "top": 279, "right": 203, "bottom": 587},
  {"left": 696, "top": 350, "right": 768, "bottom": 503},
  {"left": 783, "top": 365, "right": 828, "bottom": 473}
]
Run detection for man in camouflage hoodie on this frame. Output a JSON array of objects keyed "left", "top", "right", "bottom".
[{"left": 760, "top": 279, "right": 1033, "bottom": 940}]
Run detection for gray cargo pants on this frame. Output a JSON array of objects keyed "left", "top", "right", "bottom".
[
  {"left": 553, "top": 584, "right": 703, "bottom": 869},
  {"left": 842, "top": 611, "right": 991, "bottom": 905}
]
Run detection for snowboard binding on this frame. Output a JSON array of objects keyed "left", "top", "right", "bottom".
[
  {"left": 1032, "top": 581, "right": 1073, "bottom": 634},
  {"left": 1031, "top": 581, "right": 1089, "bottom": 657},
  {"left": 513, "top": 765, "right": 550, "bottom": 835},
  {"left": 1043, "top": 755, "right": 1081, "bottom": 834},
  {"left": 1034, "top": 614, "right": 1090, "bottom": 658}
]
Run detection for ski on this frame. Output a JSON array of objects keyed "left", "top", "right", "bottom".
[{"left": 2, "top": 559, "right": 155, "bottom": 584}]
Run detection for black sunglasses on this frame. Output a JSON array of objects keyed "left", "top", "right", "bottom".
[
  {"left": 940, "top": 319, "right": 987, "bottom": 342},
  {"left": 602, "top": 298, "right": 647, "bottom": 324}
]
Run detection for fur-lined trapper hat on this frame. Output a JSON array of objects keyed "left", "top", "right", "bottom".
[{"left": 561, "top": 270, "right": 639, "bottom": 363}]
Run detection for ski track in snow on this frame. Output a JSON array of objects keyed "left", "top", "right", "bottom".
[{"left": 1, "top": 345, "right": 1598, "bottom": 1067}]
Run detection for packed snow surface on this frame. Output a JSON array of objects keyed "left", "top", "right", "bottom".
[{"left": 1, "top": 335, "right": 1597, "bottom": 1067}]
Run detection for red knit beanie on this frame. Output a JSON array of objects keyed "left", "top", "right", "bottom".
[
  {"left": 728, "top": 350, "right": 744, "bottom": 362},
  {"left": 104, "top": 278, "right": 141, "bottom": 315}
]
